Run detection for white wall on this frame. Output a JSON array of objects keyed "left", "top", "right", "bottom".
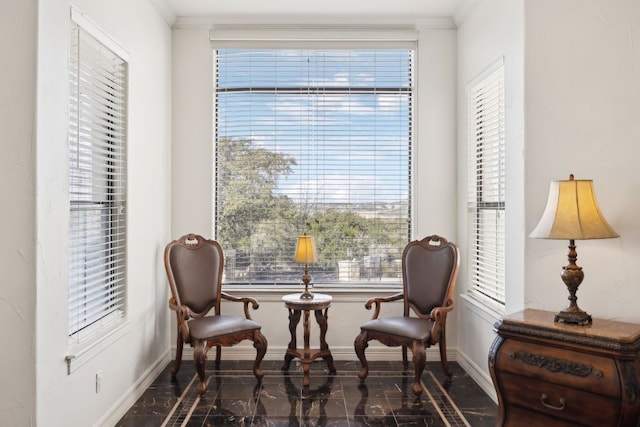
[
  {"left": 456, "top": 0, "right": 640, "bottom": 402},
  {"left": 455, "top": 0, "right": 525, "bottom": 399},
  {"left": 524, "top": 0, "right": 640, "bottom": 322},
  {"left": 171, "top": 27, "right": 214, "bottom": 237},
  {"left": 32, "top": 0, "right": 173, "bottom": 425},
  {"left": 171, "top": 24, "right": 459, "bottom": 361},
  {"left": 0, "top": 1, "right": 37, "bottom": 424}
]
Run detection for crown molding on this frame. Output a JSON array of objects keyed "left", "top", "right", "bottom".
[
  {"left": 150, "top": 0, "right": 177, "bottom": 27},
  {"left": 173, "top": 15, "right": 455, "bottom": 30},
  {"left": 453, "top": 0, "right": 484, "bottom": 27}
]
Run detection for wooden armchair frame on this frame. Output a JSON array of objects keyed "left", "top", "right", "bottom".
[
  {"left": 165, "top": 233, "right": 268, "bottom": 395},
  {"left": 354, "top": 235, "right": 460, "bottom": 396}
]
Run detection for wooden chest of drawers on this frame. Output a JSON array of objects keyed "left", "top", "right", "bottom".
[{"left": 489, "top": 309, "right": 640, "bottom": 426}]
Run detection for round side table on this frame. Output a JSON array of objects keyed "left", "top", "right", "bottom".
[{"left": 281, "top": 293, "right": 337, "bottom": 386}]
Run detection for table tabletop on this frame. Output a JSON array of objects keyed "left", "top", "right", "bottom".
[{"left": 282, "top": 293, "right": 332, "bottom": 310}]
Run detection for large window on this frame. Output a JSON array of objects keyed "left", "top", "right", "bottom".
[
  {"left": 467, "top": 61, "right": 506, "bottom": 310},
  {"left": 68, "top": 16, "right": 128, "bottom": 341},
  {"left": 214, "top": 47, "right": 413, "bottom": 286}
]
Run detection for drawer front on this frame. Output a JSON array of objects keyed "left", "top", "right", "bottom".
[
  {"left": 497, "top": 338, "right": 619, "bottom": 397},
  {"left": 504, "top": 405, "right": 587, "bottom": 427},
  {"left": 500, "top": 371, "right": 620, "bottom": 426}
]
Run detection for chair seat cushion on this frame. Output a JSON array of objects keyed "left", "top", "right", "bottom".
[
  {"left": 360, "top": 316, "right": 434, "bottom": 341},
  {"left": 188, "top": 315, "right": 261, "bottom": 340}
]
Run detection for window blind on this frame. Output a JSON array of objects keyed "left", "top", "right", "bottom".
[
  {"left": 68, "top": 21, "right": 127, "bottom": 339},
  {"left": 467, "top": 63, "right": 505, "bottom": 307},
  {"left": 214, "top": 48, "right": 413, "bottom": 286}
]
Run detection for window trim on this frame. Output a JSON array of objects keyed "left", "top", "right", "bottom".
[
  {"left": 209, "top": 25, "right": 418, "bottom": 49},
  {"left": 466, "top": 57, "right": 506, "bottom": 313},
  {"left": 66, "top": 7, "right": 130, "bottom": 370},
  {"left": 211, "top": 30, "right": 417, "bottom": 289}
]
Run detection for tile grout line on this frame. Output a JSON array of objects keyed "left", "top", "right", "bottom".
[
  {"left": 180, "top": 375, "right": 211, "bottom": 427},
  {"left": 161, "top": 373, "right": 199, "bottom": 427},
  {"left": 421, "top": 378, "right": 452, "bottom": 427},
  {"left": 428, "top": 371, "right": 471, "bottom": 427}
]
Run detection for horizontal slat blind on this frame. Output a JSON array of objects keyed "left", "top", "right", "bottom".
[
  {"left": 69, "top": 22, "right": 127, "bottom": 338},
  {"left": 214, "top": 49, "right": 413, "bottom": 286},
  {"left": 468, "top": 64, "right": 505, "bottom": 307}
]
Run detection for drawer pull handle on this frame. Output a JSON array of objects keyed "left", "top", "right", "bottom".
[{"left": 540, "top": 393, "right": 565, "bottom": 411}]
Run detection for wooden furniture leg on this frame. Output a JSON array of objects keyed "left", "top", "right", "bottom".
[{"left": 282, "top": 308, "right": 301, "bottom": 371}]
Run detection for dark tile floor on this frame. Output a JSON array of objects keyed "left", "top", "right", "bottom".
[{"left": 116, "top": 359, "right": 496, "bottom": 426}]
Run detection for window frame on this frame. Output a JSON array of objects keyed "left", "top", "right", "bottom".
[
  {"left": 210, "top": 27, "right": 417, "bottom": 289},
  {"left": 466, "top": 58, "right": 506, "bottom": 313},
  {"left": 67, "top": 8, "right": 129, "bottom": 359}
]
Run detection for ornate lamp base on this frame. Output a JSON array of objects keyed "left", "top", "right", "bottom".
[
  {"left": 299, "top": 287, "right": 314, "bottom": 299},
  {"left": 300, "top": 267, "right": 314, "bottom": 299},
  {"left": 555, "top": 307, "right": 592, "bottom": 325},
  {"left": 554, "top": 240, "right": 592, "bottom": 326}
]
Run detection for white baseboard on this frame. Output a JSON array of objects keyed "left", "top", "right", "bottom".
[
  {"left": 455, "top": 348, "right": 497, "bottom": 403},
  {"left": 96, "top": 349, "right": 171, "bottom": 427},
  {"left": 173, "top": 345, "right": 457, "bottom": 363}
]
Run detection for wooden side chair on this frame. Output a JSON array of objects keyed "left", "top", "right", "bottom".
[
  {"left": 354, "top": 235, "right": 460, "bottom": 396},
  {"left": 164, "top": 233, "right": 268, "bottom": 395}
]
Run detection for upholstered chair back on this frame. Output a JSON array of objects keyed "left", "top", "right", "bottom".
[
  {"left": 403, "top": 237, "right": 457, "bottom": 318},
  {"left": 166, "top": 234, "right": 223, "bottom": 316}
]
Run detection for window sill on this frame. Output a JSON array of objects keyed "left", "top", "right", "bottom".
[
  {"left": 460, "top": 292, "right": 504, "bottom": 325},
  {"left": 223, "top": 284, "right": 402, "bottom": 303},
  {"left": 65, "top": 318, "right": 130, "bottom": 374}
]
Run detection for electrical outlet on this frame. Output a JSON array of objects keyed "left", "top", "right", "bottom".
[{"left": 96, "top": 371, "right": 102, "bottom": 394}]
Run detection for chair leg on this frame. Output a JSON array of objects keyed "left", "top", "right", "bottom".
[
  {"left": 354, "top": 330, "right": 370, "bottom": 382},
  {"left": 172, "top": 327, "right": 184, "bottom": 375},
  {"left": 193, "top": 340, "right": 209, "bottom": 395},
  {"left": 410, "top": 342, "right": 426, "bottom": 397},
  {"left": 439, "top": 332, "right": 452, "bottom": 378},
  {"left": 252, "top": 330, "right": 267, "bottom": 380},
  {"left": 215, "top": 344, "right": 222, "bottom": 369},
  {"left": 402, "top": 345, "right": 408, "bottom": 369}
]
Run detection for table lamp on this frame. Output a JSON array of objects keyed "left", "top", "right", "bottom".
[
  {"left": 530, "top": 174, "right": 619, "bottom": 325},
  {"left": 294, "top": 234, "right": 319, "bottom": 299}
]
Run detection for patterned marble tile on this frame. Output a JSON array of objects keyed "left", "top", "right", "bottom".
[{"left": 116, "top": 360, "right": 496, "bottom": 426}]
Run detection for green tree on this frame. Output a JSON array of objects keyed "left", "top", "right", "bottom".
[
  {"left": 308, "top": 209, "right": 406, "bottom": 270},
  {"left": 216, "top": 137, "right": 407, "bottom": 282},
  {"left": 216, "top": 137, "right": 297, "bottom": 255}
]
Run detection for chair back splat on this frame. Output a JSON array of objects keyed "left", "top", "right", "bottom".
[
  {"left": 404, "top": 238, "right": 457, "bottom": 317},
  {"left": 167, "top": 234, "right": 222, "bottom": 316}
]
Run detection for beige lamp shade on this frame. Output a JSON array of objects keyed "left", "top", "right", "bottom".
[
  {"left": 530, "top": 175, "right": 619, "bottom": 240},
  {"left": 294, "top": 235, "right": 319, "bottom": 264}
]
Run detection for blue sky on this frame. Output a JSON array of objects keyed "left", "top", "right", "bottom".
[{"left": 216, "top": 49, "right": 412, "bottom": 204}]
